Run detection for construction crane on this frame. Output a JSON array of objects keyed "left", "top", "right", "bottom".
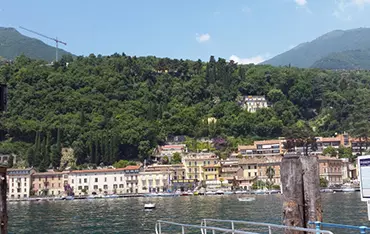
[{"left": 19, "top": 26, "right": 67, "bottom": 62}]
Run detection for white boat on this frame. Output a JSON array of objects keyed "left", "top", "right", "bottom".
[
  {"left": 205, "top": 191, "right": 216, "bottom": 195},
  {"left": 215, "top": 190, "right": 224, "bottom": 195},
  {"left": 235, "top": 191, "right": 244, "bottom": 194},
  {"left": 238, "top": 197, "right": 256, "bottom": 202},
  {"left": 144, "top": 203, "right": 156, "bottom": 209},
  {"left": 224, "top": 191, "right": 234, "bottom": 195}
]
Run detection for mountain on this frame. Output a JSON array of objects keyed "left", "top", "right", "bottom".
[
  {"left": 0, "top": 27, "right": 74, "bottom": 62},
  {"left": 262, "top": 28, "right": 370, "bottom": 68},
  {"left": 311, "top": 49, "right": 370, "bottom": 70}
]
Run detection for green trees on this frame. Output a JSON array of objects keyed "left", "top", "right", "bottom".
[
  {"left": 320, "top": 177, "right": 329, "bottom": 188},
  {"left": 1, "top": 54, "right": 370, "bottom": 169},
  {"left": 172, "top": 152, "right": 182, "bottom": 164}
]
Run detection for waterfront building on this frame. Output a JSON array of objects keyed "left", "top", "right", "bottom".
[
  {"left": 182, "top": 153, "right": 218, "bottom": 181},
  {"left": 238, "top": 140, "right": 283, "bottom": 157},
  {"left": 31, "top": 170, "right": 69, "bottom": 196},
  {"left": 319, "top": 155, "right": 343, "bottom": 185},
  {"left": 138, "top": 170, "right": 171, "bottom": 193},
  {"left": 68, "top": 165, "right": 141, "bottom": 196},
  {"left": 7, "top": 168, "right": 36, "bottom": 199}
]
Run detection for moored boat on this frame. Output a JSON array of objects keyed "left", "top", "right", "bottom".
[{"left": 144, "top": 203, "right": 156, "bottom": 209}]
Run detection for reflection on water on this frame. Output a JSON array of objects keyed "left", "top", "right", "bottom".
[{"left": 8, "top": 193, "right": 366, "bottom": 234}]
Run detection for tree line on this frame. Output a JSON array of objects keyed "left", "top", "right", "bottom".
[{"left": 1, "top": 53, "right": 370, "bottom": 170}]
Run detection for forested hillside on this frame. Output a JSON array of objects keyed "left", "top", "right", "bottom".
[
  {"left": 1, "top": 54, "right": 370, "bottom": 170},
  {"left": 311, "top": 49, "right": 370, "bottom": 70}
]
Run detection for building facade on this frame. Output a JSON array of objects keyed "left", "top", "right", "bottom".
[
  {"left": 182, "top": 153, "right": 218, "bottom": 181},
  {"left": 242, "top": 95, "right": 269, "bottom": 113},
  {"left": 7, "top": 168, "right": 35, "bottom": 199},
  {"left": 32, "top": 171, "right": 69, "bottom": 196},
  {"left": 68, "top": 165, "right": 141, "bottom": 196}
]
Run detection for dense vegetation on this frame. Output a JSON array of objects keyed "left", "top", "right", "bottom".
[
  {"left": 0, "top": 27, "right": 73, "bottom": 62},
  {"left": 311, "top": 49, "right": 370, "bottom": 70},
  {"left": 263, "top": 28, "right": 370, "bottom": 68},
  {"left": 1, "top": 53, "right": 370, "bottom": 170}
]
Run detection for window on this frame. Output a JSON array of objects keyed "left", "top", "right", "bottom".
[
  {"left": 119, "top": 184, "right": 124, "bottom": 188},
  {"left": 79, "top": 179, "right": 81, "bottom": 184},
  {"left": 78, "top": 186, "right": 82, "bottom": 190},
  {"left": 114, "top": 177, "right": 116, "bottom": 182},
  {"left": 113, "top": 184, "right": 118, "bottom": 189},
  {"left": 84, "top": 178, "right": 87, "bottom": 183},
  {"left": 17, "top": 188, "right": 20, "bottom": 193},
  {"left": 254, "top": 172, "right": 257, "bottom": 176},
  {"left": 95, "top": 178, "right": 98, "bottom": 183},
  {"left": 38, "top": 178, "right": 41, "bottom": 181},
  {"left": 93, "top": 185, "right": 98, "bottom": 190},
  {"left": 84, "top": 186, "right": 88, "bottom": 190},
  {"left": 188, "top": 162, "right": 191, "bottom": 166},
  {"left": 72, "top": 179, "right": 74, "bottom": 184},
  {"left": 195, "top": 162, "right": 197, "bottom": 166},
  {"left": 104, "top": 177, "right": 107, "bottom": 182},
  {"left": 248, "top": 166, "right": 250, "bottom": 169},
  {"left": 24, "top": 188, "right": 26, "bottom": 192},
  {"left": 104, "top": 185, "right": 108, "bottom": 190},
  {"left": 248, "top": 172, "right": 251, "bottom": 177},
  {"left": 188, "top": 168, "right": 192, "bottom": 173},
  {"left": 120, "top": 177, "right": 123, "bottom": 181},
  {"left": 52, "top": 183, "right": 54, "bottom": 188},
  {"left": 254, "top": 166, "right": 257, "bottom": 169}
]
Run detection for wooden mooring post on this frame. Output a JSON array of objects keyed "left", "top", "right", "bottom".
[
  {"left": 281, "top": 153, "right": 322, "bottom": 234},
  {"left": 0, "top": 166, "right": 7, "bottom": 234}
]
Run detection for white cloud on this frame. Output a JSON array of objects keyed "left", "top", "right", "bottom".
[
  {"left": 353, "top": 0, "right": 370, "bottom": 6},
  {"left": 295, "top": 0, "right": 307, "bottom": 6},
  {"left": 332, "top": 0, "right": 368, "bottom": 21},
  {"left": 229, "top": 54, "right": 271, "bottom": 65},
  {"left": 196, "top": 33, "right": 210, "bottom": 43}
]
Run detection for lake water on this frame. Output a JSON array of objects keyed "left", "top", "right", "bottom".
[{"left": 8, "top": 193, "right": 369, "bottom": 234}]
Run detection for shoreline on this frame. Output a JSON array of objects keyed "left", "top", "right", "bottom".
[{"left": 7, "top": 188, "right": 359, "bottom": 202}]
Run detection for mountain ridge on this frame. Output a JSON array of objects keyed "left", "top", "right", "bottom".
[
  {"left": 262, "top": 27, "right": 370, "bottom": 68},
  {"left": 0, "top": 27, "right": 74, "bottom": 62}
]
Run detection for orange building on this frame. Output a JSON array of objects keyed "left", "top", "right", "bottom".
[{"left": 32, "top": 170, "right": 69, "bottom": 196}]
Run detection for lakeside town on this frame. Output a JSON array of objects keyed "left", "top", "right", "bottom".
[{"left": 5, "top": 130, "right": 362, "bottom": 201}]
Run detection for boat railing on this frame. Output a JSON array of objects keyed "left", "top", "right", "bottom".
[
  {"left": 155, "top": 220, "right": 259, "bottom": 234},
  {"left": 309, "top": 221, "right": 370, "bottom": 234},
  {"left": 200, "top": 219, "right": 334, "bottom": 234}
]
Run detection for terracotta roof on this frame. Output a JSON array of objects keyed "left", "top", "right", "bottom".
[
  {"left": 71, "top": 168, "right": 126, "bottom": 174},
  {"left": 238, "top": 157, "right": 267, "bottom": 165},
  {"left": 70, "top": 165, "right": 141, "bottom": 174},
  {"left": 318, "top": 137, "right": 340, "bottom": 143},
  {"left": 33, "top": 171, "right": 67, "bottom": 176},
  {"left": 254, "top": 140, "right": 281, "bottom": 145},
  {"left": 238, "top": 145, "right": 256, "bottom": 150},
  {"left": 122, "top": 165, "right": 141, "bottom": 170}
]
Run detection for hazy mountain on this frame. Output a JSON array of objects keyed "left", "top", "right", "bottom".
[
  {"left": 311, "top": 49, "right": 370, "bottom": 70},
  {"left": 262, "top": 28, "right": 370, "bottom": 68},
  {"left": 0, "top": 27, "right": 74, "bottom": 62}
]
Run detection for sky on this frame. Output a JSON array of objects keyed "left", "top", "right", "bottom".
[{"left": 1, "top": 0, "right": 370, "bottom": 64}]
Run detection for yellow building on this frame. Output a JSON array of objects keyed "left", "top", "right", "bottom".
[
  {"left": 203, "top": 163, "right": 221, "bottom": 181},
  {"left": 182, "top": 153, "right": 218, "bottom": 181}
]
